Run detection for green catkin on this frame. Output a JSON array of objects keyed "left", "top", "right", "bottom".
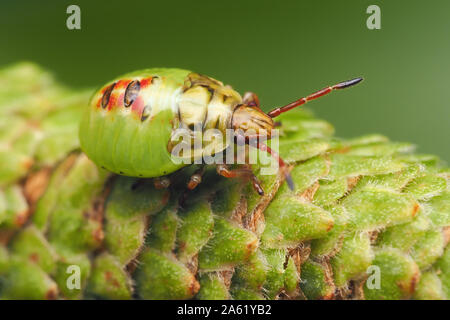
[{"left": 0, "top": 62, "right": 448, "bottom": 300}]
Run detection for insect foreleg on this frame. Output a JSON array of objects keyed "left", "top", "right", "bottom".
[
  {"left": 154, "top": 176, "right": 171, "bottom": 189},
  {"left": 216, "top": 164, "right": 264, "bottom": 195},
  {"left": 187, "top": 165, "right": 206, "bottom": 190}
]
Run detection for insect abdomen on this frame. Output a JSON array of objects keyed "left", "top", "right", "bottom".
[
  {"left": 80, "top": 69, "right": 190, "bottom": 177},
  {"left": 80, "top": 68, "right": 244, "bottom": 177}
]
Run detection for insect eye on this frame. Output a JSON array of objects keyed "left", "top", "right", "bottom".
[
  {"left": 101, "top": 82, "right": 116, "bottom": 109},
  {"left": 124, "top": 80, "right": 141, "bottom": 107}
]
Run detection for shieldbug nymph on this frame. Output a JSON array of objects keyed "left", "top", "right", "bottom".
[{"left": 79, "top": 68, "right": 362, "bottom": 195}]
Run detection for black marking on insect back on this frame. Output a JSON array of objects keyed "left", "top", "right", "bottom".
[
  {"left": 151, "top": 76, "right": 159, "bottom": 84},
  {"left": 177, "top": 107, "right": 182, "bottom": 126},
  {"left": 124, "top": 80, "right": 141, "bottom": 107},
  {"left": 141, "top": 104, "right": 151, "bottom": 121},
  {"left": 222, "top": 94, "right": 233, "bottom": 105},
  {"left": 199, "top": 84, "right": 215, "bottom": 102},
  {"left": 202, "top": 107, "right": 209, "bottom": 130},
  {"left": 102, "top": 82, "right": 116, "bottom": 109}
]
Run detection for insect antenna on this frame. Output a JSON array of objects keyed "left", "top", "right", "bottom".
[
  {"left": 267, "top": 77, "right": 363, "bottom": 118},
  {"left": 246, "top": 137, "right": 294, "bottom": 191}
]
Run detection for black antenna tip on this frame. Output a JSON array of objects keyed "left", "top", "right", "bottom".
[{"left": 335, "top": 77, "right": 364, "bottom": 89}]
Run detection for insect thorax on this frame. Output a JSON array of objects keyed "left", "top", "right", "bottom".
[{"left": 169, "top": 73, "right": 243, "bottom": 160}]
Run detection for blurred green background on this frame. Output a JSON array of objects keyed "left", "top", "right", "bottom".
[{"left": 0, "top": 0, "right": 449, "bottom": 161}]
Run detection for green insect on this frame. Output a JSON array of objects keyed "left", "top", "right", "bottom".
[{"left": 79, "top": 68, "right": 362, "bottom": 195}]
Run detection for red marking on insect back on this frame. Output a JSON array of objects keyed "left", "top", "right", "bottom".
[
  {"left": 107, "top": 92, "right": 118, "bottom": 111},
  {"left": 107, "top": 80, "right": 131, "bottom": 110},
  {"left": 117, "top": 92, "right": 125, "bottom": 106},
  {"left": 131, "top": 95, "right": 145, "bottom": 117},
  {"left": 99, "top": 86, "right": 107, "bottom": 94},
  {"left": 140, "top": 77, "right": 153, "bottom": 89},
  {"left": 115, "top": 79, "right": 131, "bottom": 89}
]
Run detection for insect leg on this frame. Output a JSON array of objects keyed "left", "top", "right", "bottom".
[
  {"left": 244, "top": 137, "right": 294, "bottom": 191},
  {"left": 154, "top": 176, "right": 171, "bottom": 189},
  {"left": 216, "top": 164, "right": 264, "bottom": 195},
  {"left": 242, "top": 92, "right": 260, "bottom": 107},
  {"left": 267, "top": 77, "right": 363, "bottom": 118},
  {"left": 187, "top": 166, "right": 206, "bottom": 190}
]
